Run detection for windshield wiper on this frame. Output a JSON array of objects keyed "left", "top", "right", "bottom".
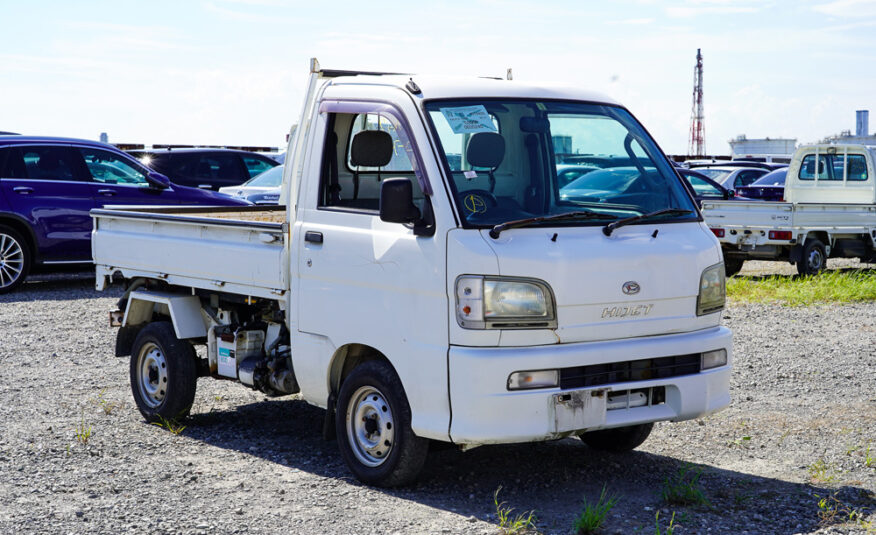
[
  {"left": 602, "top": 208, "right": 693, "bottom": 236},
  {"left": 489, "top": 211, "right": 616, "bottom": 239}
]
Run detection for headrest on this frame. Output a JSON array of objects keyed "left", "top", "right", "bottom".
[
  {"left": 350, "top": 130, "right": 393, "bottom": 167},
  {"left": 466, "top": 132, "right": 505, "bottom": 169}
]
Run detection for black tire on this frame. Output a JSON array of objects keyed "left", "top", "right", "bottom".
[
  {"left": 129, "top": 321, "right": 197, "bottom": 422},
  {"left": 724, "top": 257, "right": 744, "bottom": 277},
  {"left": 797, "top": 238, "right": 826, "bottom": 276},
  {"left": 0, "top": 225, "right": 31, "bottom": 294},
  {"left": 579, "top": 423, "right": 654, "bottom": 452},
  {"left": 335, "top": 360, "right": 428, "bottom": 487}
]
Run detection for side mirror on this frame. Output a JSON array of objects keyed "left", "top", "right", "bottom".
[
  {"left": 146, "top": 172, "right": 171, "bottom": 189},
  {"left": 379, "top": 178, "right": 420, "bottom": 224}
]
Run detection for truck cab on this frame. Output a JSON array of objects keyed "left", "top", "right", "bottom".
[{"left": 93, "top": 61, "right": 732, "bottom": 486}]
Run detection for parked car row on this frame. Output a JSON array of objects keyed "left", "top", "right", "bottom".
[{"left": 0, "top": 136, "right": 251, "bottom": 292}]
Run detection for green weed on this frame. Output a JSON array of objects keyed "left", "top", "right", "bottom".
[
  {"left": 74, "top": 416, "right": 92, "bottom": 445},
  {"left": 661, "top": 464, "right": 709, "bottom": 507},
  {"left": 151, "top": 415, "right": 187, "bottom": 435},
  {"left": 727, "top": 270, "right": 876, "bottom": 305},
  {"left": 815, "top": 492, "right": 873, "bottom": 531},
  {"left": 808, "top": 459, "right": 837, "bottom": 484},
  {"left": 95, "top": 389, "right": 119, "bottom": 415},
  {"left": 574, "top": 485, "right": 619, "bottom": 534},
  {"left": 493, "top": 487, "right": 539, "bottom": 534},
  {"left": 654, "top": 511, "right": 676, "bottom": 535},
  {"left": 865, "top": 444, "right": 874, "bottom": 469}
]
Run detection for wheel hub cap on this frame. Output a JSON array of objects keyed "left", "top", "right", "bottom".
[
  {"left": 137, "top": 343, "right": 168, "bottom": 408},
  {"left": 346, "top": 386, "right": 395, "bottom": 467}
]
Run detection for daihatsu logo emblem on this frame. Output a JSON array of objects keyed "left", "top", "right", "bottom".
[{"left": 622, "top": 281, "right": 640, "bottom": 295}]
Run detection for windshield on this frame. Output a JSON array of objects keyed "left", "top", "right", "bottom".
[
  {"left": 750, "top": 168, "right": 787, "bottom": 186},
  {"left": 424, "top": 100, "right": 697, "bottom": 228},
  {"left": 696, "top": 168, "right": 733, "bottom": 184},
  {"left": 244, "top": 165, "right": 283, "bottom": 188}
]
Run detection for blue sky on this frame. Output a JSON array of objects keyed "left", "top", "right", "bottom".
[{"left": 2, "top": 0, "right": 876, "bottom": 154}]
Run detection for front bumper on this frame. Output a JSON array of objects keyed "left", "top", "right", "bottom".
[{"left": 448, "top": 326, "right": 732, "bottom": 445}]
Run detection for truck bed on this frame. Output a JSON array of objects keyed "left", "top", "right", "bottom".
[
  {"left": 702, "top": 200, "right": 876, "bottom": 230},
  {"left": 92, "top": 206, "right": 288, "bottom": 300}
]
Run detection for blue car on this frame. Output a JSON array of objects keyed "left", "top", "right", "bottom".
[{"left": 0, "top": 136, "right": 250, "bottom": 293}]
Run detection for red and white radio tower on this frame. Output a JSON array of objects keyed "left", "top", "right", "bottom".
[{"left": 688, "top": 48, "right": 705, "bottom": 157}]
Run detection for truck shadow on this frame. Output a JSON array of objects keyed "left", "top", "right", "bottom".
[
  {"left": 0, "top": 270, "right": 117, "bottom": 303},
  {"left": 184, "top": 398, "right": 875, "bottom": 534}
]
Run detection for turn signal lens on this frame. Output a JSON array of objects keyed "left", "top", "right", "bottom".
[
  {"left": 507, "top": 370, "right": 559, "bottom": 390},
  {"left": 701, "top": 349, "right": 728, "bottom": 370}
]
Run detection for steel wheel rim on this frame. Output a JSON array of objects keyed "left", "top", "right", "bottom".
[
  {"left": 346, "top": 386, "right": 395, "bottom": 467},
  {"left": 807, "top": 248, "right": 824, "bottom": 271},
  {"left": 136, "top": 342, "right": 168, "bottom": 408},
  {"left": 0, "top": 233, "right": 24, "bottom": 289}
]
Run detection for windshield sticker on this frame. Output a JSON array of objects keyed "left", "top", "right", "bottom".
[
  {"left": 463, "top": 170, "right": 478, "bottom": 180},
  {"left": 440, "top": 106, "right": 497, "bottom": 134}
]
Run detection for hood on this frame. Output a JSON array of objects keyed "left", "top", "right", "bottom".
[
  {"left": 175, "top": 184, "right": 251, "bottom": 206},
  {"left": 480, "top": 221, "right": 722, "bottom": 344}
]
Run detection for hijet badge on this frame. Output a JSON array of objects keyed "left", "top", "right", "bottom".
[{"left": 552, "top": 388, "right": 608, "bottom": 433}]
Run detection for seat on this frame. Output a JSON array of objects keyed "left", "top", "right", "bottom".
[
  {"left": 347, "top": 130, "right": 393, "bottom": 208},
  {"left": 465, "top": 132, "right": 505, "bottom": 192}
]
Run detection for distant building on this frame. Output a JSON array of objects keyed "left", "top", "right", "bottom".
[
  {"left": 728, "top": 135, "right": 797, "bottom": 159},
  {"left": 821, "top": 110, "right": 876, "bottom": 145}
]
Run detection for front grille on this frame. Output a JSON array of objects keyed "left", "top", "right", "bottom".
[{"left": 559, "top": 354, "right": 701, "bottom": 390}]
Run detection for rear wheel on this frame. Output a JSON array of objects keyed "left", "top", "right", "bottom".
[
  {"left": 579, "top": 423, "right": 654, "bottom": 452},
  {"left": 0, "top": 225, "right": 30, "bottom": 293},
  {"left": 797, "top": 239, "right": 826, "bottom": 276},
  {"left": 129, "top": 322, "right": 197, "bottom": 422},
  {"left": 335, "top": 360, "right": 428, "bottom": 487},
  {"left": 724, "top": 257, "right": 744, "bottom": 277}
]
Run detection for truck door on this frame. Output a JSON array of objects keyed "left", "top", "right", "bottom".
[{"left": 295, "top": 106, "right": 450, "bottom": 438}]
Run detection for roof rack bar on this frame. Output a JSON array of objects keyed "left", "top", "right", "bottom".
[{"left": 310, "top": 56, "right": 408, "bottom": 79}]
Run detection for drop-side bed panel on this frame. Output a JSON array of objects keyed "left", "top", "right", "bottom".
[{"left": 91, "top": 206, "right": 288, "bottom": 298}]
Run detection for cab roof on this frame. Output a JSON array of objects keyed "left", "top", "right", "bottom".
[{"left": 326, "top": 74, "right": 622, "bottom": 107}]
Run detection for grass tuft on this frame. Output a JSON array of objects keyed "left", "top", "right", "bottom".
[
  {"left": 74, "top": 415, "right": 92, "bottom": 445},
  {"left": 727, "top": 270, "right": 876, "bottom": 305},
  {"left": 654, "top": 511, "right": 677, "bottom": 535},
  {"left": 661, "top": 464, "right": 709, "bottom": 507},
  {"left": 151, "top": 415, "right": 187, "bottom": 435},
  {"left": 493, "top": 487, "right": 539, "bottom": 534},
  {"left": 574, "top": 484, "right": 619, "bottom": 534}
]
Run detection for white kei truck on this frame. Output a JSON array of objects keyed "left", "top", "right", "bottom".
[
  {"left": 92, "top": 59, "right": 732, "bottom": 486},
  {"left": 702, "top": 144, "right": 876, "bottom": 276}
]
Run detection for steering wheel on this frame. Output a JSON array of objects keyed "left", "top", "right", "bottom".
[{"left": 458, "top": 189, "right": 498, "bottom": 217}]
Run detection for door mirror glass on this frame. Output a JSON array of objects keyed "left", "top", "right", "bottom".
[{"left": 379, "top": 178, "right": 420, "bottom": 224}]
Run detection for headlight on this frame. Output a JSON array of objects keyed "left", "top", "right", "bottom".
[
  {"left": 697, "top": 263, "right": 725, "bottom": 316},
  {"left": 456, "top": 276, "right": 556, "bottom": 329}
]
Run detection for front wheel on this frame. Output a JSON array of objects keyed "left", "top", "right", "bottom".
[
  {"left": 0, "top": 225, "right": 31, "bottom": 294},
  {"left": 335, "top": 360, "right": 428, "bottom": 487},
  {"left": 129, "top": 322, "right": 197, "bottom": 422},
  {"left": 797, "top": 239, "right": 826, "bottom": 276},
  {"left": 578, "top": 423, "right": 653, "bottom": 452}
]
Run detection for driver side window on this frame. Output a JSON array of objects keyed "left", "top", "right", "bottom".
[
  {"left": 318, "top": 112, "right": 422, "bottom": 213},
  {"left": 79, "top": 148, "right": 148, "bottom": 185}
]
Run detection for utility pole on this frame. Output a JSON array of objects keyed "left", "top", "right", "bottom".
[{"left": 688, "top": 48, "right": 705, "bottom": 157}]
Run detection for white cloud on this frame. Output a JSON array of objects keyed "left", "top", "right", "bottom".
[{"left": 813, "top": 0, "right": 876, "bottom": 17}]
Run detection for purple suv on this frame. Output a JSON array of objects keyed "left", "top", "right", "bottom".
[{"left": 0, "top": 136, "right": 250, "bottom": 292}]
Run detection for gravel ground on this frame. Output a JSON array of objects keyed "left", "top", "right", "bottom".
[{"left": 0, "top": 268, "right": 874, "bottom": 535}]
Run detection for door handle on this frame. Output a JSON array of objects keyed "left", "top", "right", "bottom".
[
  {"left": 97, "top": 189, "right": 116, "bottom": 196},
  {"left": 13, "top": 187, "right": 33, "bottom": 195},
  {"left": 304, "top": 231, "right": 323, "bottom": 244}
]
